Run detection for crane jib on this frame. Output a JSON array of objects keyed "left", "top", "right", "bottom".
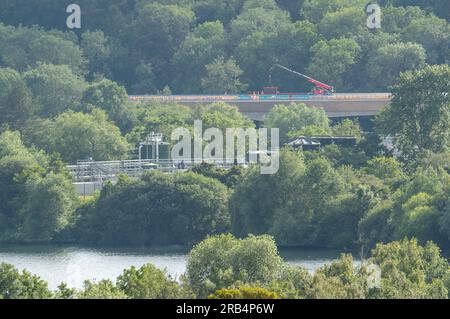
[{"left": 269, "top": 64, "right": 334, "bottom": 93}]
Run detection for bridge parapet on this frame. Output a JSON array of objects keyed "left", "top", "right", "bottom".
[{"left": 128, "top": 94, "right": 391, "bottom": 121}]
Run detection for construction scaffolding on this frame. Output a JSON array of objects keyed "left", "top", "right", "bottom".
[{"left": 66, "top": 159, "right": 237, "bottom": 183}]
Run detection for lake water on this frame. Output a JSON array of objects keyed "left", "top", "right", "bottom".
[{"left": 0, "top": 245, "right": 350, "bottom": 290}]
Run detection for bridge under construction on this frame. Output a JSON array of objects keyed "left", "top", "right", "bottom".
[{"left": 129, "top": 93, "right": 391, "bottom": 121}]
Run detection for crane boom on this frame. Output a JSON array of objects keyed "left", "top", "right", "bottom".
[{"left": 269, "top": 64, "right": 334, "bottom": 94}]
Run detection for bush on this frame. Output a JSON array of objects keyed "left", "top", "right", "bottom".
[
  {"left": 77, "top": 280, "right": 128, "bottom": 299},
  {"left": 186, "top": 234, "right": 283, "bottom": 298},
  {"left": 75, "top": 171, "right": 230, "bottom": 246},
  {"left": 117, "top": 264, "right": 192, "bottom": 299},
  {"left": 209, "top": 286, "right": 279, "bottom": 299},
  {"left": 0, "top": 263, "right": 52, "bottom": 299}
]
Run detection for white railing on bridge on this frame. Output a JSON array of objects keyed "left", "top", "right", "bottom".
[{"left": 67, "top": 159, "right": 241, "bottom": 182}]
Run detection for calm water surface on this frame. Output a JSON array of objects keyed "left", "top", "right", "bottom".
[{"left": 0, "top": 245, "right": 351, "bottom": 290}]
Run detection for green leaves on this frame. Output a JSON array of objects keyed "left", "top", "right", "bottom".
[
  {"left": 186, "top": 234, "right": 283, "bottom": 298},
  {"left": 75, "top": 171, "right": 230, "bottom": 246},
  {"left": 307, "top": 38, "right": 362, "bottom": 90},
  {"left": 0, "top": 263, "right": 52, "bottom": 299},
  {"left": 201, "top": 57, "right": 247, "bottom": 94},
  {"left": 27, "top": 109, "right": 131, "bottom": 163},
  {"left": 265, "top": 103, "right": 330, "bottom": 144},
  {"left": 0, "top": 131, "right": 78, "bottom": 243},
  {"left": 376, "top": 65, "right": 450, "bottom": 160},
  {"left": 117, "top": 264, "right": 188, "bottom": 299},
  {"left": 0, "top": 68, "right": 33, "bottom": 129},
  {"left": 23, "top": 63, "right": 86, "bottom": 117}
]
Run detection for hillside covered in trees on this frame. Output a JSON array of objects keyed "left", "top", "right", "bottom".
[
  {"left": 0, "top": 0, "right": 449, "bottom": 94},
  {"left": 0, "top": 0, "right": 449, "bottom": 300}
]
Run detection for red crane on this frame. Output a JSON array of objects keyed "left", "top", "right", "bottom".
[{"left": 267, "top": 64, "right": 334, "bottom": 95}]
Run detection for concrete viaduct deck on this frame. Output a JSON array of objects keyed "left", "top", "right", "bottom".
[{"left": 129, "top": 93, "right": 391, "bottom": 121}]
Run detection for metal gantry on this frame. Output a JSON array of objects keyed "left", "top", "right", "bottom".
[{"left": 66, "top": 158, "right": 238, "bottom": 183}]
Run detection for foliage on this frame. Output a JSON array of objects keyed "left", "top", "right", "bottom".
[
  {"left": 0, "top": 131, "right": 77, "bottom": 242},
  {"left": 23, "top": 63, "right": 86, "bottom": 117},
  {"left": 359, "top": 167, "right": 450, "bottom": 248},
  {"left": 201, "top": 57, "right": 247, "bottom": 94},
  {"left": 209, "top": 286, "right": 279, "bottom": 299},
  {"left": 186, "top": 234, "right": 283, "bottom": 298},
  {"left": 369, "top": 238, "right": 450, "bottom": 298},
  {"left": 193, "top": 102, "right": 255, "bottom": 131},
  {"left": 265, "top": 103, "right": 330, "bottom": 143},
  {"left": 117, "top": 264, "right": 192, "bottom": 299},
  {"left": 74, "top": 171, "right": 230, "bottom": 246},
  {"left": 306, "top": 254, "right": 368, "bottom": 299},
  {"left": 0, "top": 1, "right": 447, "bottom": 94},
  {"left": 230, "top": 149, "right": 380, "bottom": 249},
  {"left": 0, "top": 263, "right": 52, "bottom": 299},
  {"left": 0, "top": 67, "right": 33, "bottom": 129},
  {"left": 77, "top": 280, "right": 128, "bottom": 299},
  {"left": 191, "top": 162, "right": 246, "bottom": 188},
  {"left": 81, "top": 78, "right": 136, "bottom": 132},
  {"left": 1, "top": 238, "right": 450, "bottom": 299},
  {"left": 376, "top": 65, "right": 450, "bottom": 161},
  {"left": 0, "top": 24, "right": 86, "bottom": 75},
  {"left": 307, "top": 38, "right": 361, "bottom": 90},
  {"left": 26, "top": 109, "right": 131, "bottom": 163}
]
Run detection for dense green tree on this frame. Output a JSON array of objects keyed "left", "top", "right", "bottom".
[
  {"left": 363, "top": 157, "right": 405, "bottom": 181},
  {"left": 80, "top": 31, "right": 112, "bottom": 79},
  {"left": 82, "top": 78, "right": 136, "bottom": 132},
  {"left": 186, "top": 234, "right": 283, "bottom": 298},
  {"left": 194, "top": 102, "right": 255, "bottom": 131},
  {"left": 173, "top": 21, "right": 227, "bottom": 93},
  {"left": 366, "top": 42, "right": 427, "bottom": 90},
  {"left": 28, "top": 109, "right": 131, "bottom": 163},
  {"left": 0, "top": 24, "right": 85, "bottom": 75},
  {"left": 0, "top": 131, "right": 77, "bottom": 242},
  {"left": 230, "top": 149, "right": 306, "bottom": 236},
  {"left": 130, "top": 61, "right": 157, "bottom": 95},
  {"left": 191, "top": 0, "right": 244, "bottom": 24},
  {"left": 77, "top": 280, "right": 128, "bottom": 299},
  {"left": 235, "top": 21, "right": 319, "bottom": 91},
  {"left": 75, "top": 171, "right": 230, "bottom": 246},
  {"left": 0, "top": 263, "right": 52, "bottom": 299},
  {"left": 318, "top": 7, "right": 367, "bottom": 40},
  {"left": 22, "top": 172, "right": 78, "bottom": 242},
  {"left": 331, "top": 119, "right": 363, "bottom": 141},
  {"left": 369, "top": 238, "right": 450, "bottom": 298},
  {"left": 264, "top": 103, "right": 330, "bottom": 144},
  {"left": 191, "top": 163, "right": 246, "bottom": 188},
  {"left": 23, "top": 63, "right": 87, "bottom": 117},
  {"left": 376, "top": 65, "right": 450, "bottom": 160},
  {"left": 0, "top": 68, "right": 33, "bottom": 128},
  {"left": 306, "top": 254, "right": 367, "bottom": 299},
  {"left": 228, "top": 6, "right": 291, "bottom": 46},
  {"left": 379, "top": 0, "right": 450, "bottom": 22},
  {"left": 300, "top": 0, "right": 367, "bottom": 23},
  {"left": 201, "top": 57, "right": 247, "bottom": 94},
  {"left": 117, "top": 264, "right": 192, "bottom": 299},
  {"left": 209, "top": 286, "right": 279, "bottom": 299},
  {"left": 359, "top": 166, "right": 449, "bottom": 247},
  {"left": 400, "top": 14, "right": 450, "bottom": 65},
  {"left": 128, "top": 3, "right": 195, "bottom": 87},
  {"left": 127, "top": 102, "right": 193, "bottom": 147},
  {"left": 307, "top": 38, "right": 361, "bottom": 90}
]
